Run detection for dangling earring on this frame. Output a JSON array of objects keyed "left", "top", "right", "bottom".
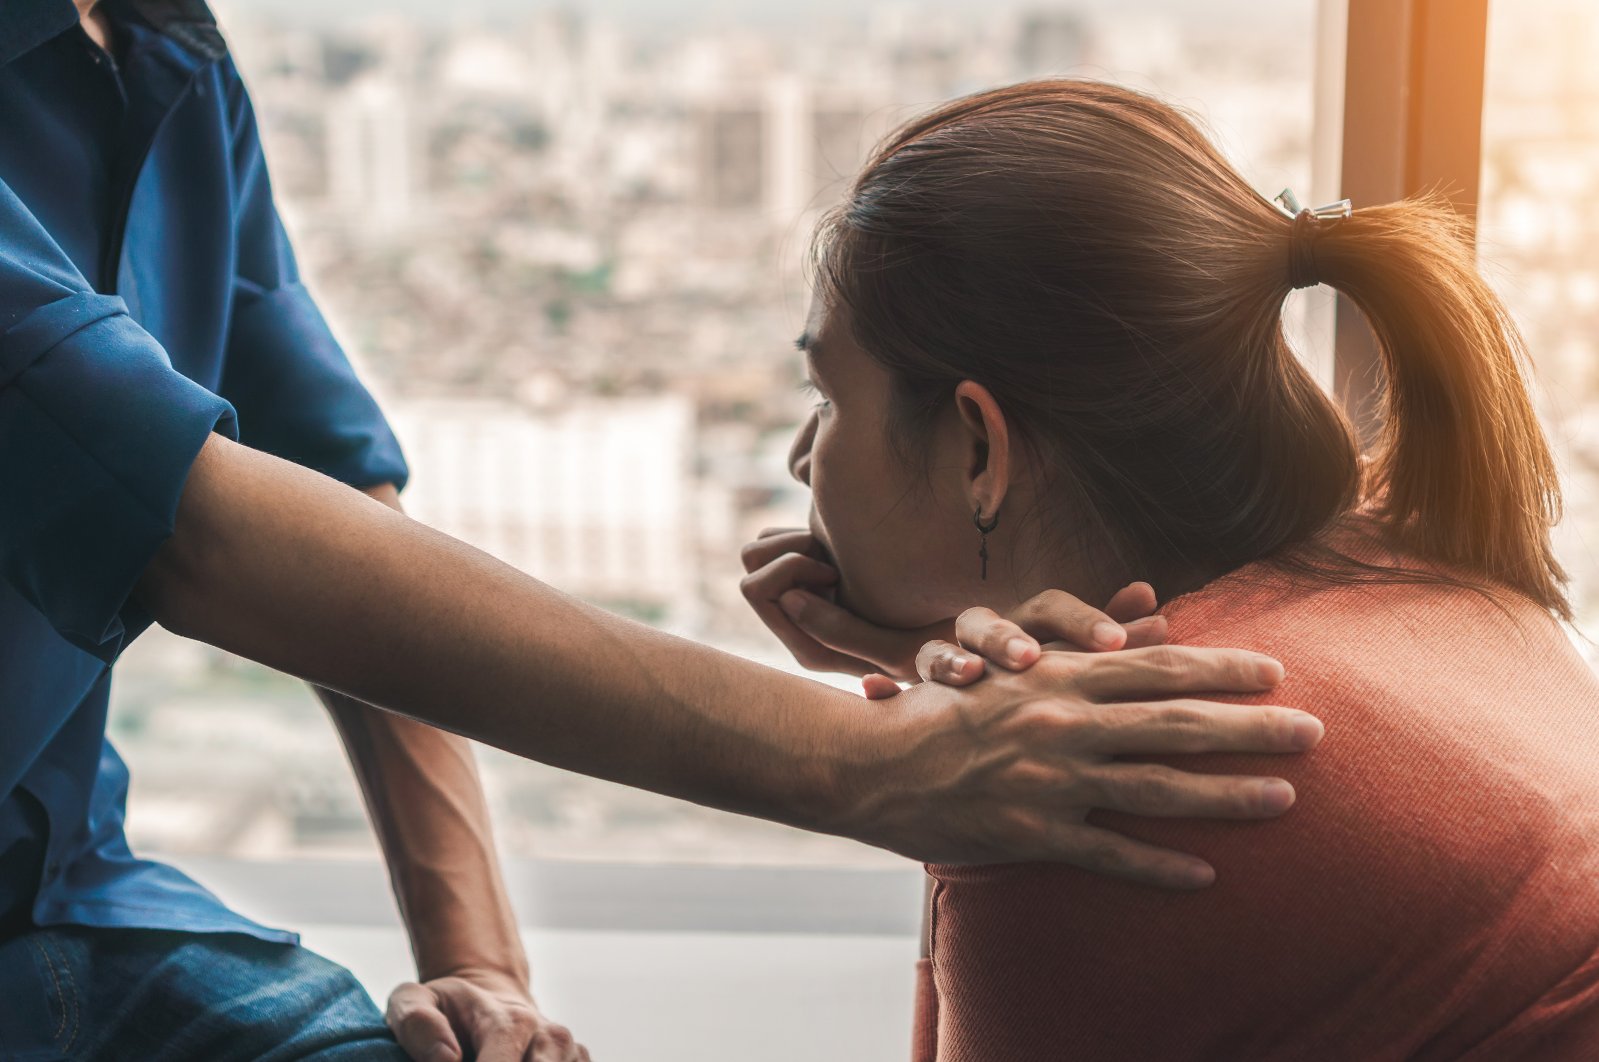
[{"left": 973, "top": 506, "right": 1000, "bottom": 580}]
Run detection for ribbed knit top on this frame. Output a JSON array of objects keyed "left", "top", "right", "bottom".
[{"left": 918, "top": 523, "right": 1599, "bottom": 1060}]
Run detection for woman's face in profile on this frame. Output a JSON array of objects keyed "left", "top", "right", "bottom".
[{"left": 787, "top": 295, "right": 989, "bottom": 629}]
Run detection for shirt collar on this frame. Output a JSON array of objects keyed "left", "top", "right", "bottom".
[{"left": 0, "top": 0, "right": 225, "bottom": 69}]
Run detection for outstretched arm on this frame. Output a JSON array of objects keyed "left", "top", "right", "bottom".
[{"left": 137, "top": 432, "right": 1321, "bottom": 881}]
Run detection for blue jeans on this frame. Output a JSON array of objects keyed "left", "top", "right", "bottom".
[{"left": 0, "top": 925, "right": 410, "bottom": 1061}]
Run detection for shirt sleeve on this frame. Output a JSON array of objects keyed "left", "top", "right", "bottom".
[
  {"left": 216, "top": 61, "right": 409, "bottom": 493},
  {"left": 0, "top": 179, "right": 238, "bottom": 664}
]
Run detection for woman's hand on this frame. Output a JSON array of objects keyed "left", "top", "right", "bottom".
[
  {"left": 739, "top": 527, "right": 933, "bottom": 678},
  {"left": 861, "top": 582, "right": 1169, "bottom": 698},
  {"left": 387, "top": 969, "right": 588, "bottom": 1062},
  {"left": 740, "top": 528, "right": 1147, "bottom": 682}
]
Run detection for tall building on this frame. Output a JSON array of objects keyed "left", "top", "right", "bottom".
[
  {"left": 387, "top": 395, "right": 702, "bottom": 628},
  {"left": 326, "top": 74, "right": 419, "bottom": 229},
  {"left": 694, "top": 77, "right": 888, "bottom": 220}
]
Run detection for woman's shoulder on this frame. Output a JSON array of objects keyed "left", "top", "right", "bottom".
[{"left": 1156, "top": 515, "right": 1576, "bottom": 672}]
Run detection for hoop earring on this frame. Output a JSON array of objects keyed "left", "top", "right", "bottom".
[{"left": 973, "top": 507, "right": 1000, "bottom": 581}]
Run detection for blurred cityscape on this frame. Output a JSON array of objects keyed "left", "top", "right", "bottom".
[{"left": 109, "top": 0, "right": 1599, "bottom": 867}]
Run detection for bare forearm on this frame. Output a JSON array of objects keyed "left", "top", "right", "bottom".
[
  {"left": 311, "top": 485, "right": 527, "bottom": 981},
  {"left": 138, "top": 433, "right": 881, "bottom": 836},
  {"left": 319, "top": 685, "right": 528, "bottom": 982}
]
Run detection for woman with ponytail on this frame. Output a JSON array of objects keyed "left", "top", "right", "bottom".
[{"left": 742, "top": 79, "right": 1599, "bottom": 1059}]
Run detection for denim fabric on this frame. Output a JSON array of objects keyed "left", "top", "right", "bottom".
[{"left": 0, "top": 926, "right": 410, "bottom": 1061}]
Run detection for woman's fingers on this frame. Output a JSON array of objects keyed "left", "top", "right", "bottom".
[
  {"left": 740, "top": 554, "right": 874, "bottom": 675},
  {"left": 741, "top": 528, "right": 823, "bottom": 572},
  {"left": 779, "top": 589, "right": 934, "bottom": 680},
  {"left": 953, "top": 607, "right": 1041, "bottom": 670},
  {"left": 861, "top": 673, "right": 904, "bottom": 699},
  {"left": 1103, "top": 581, "right": 1159, "bottom": 624},
  {"left": 1006, "top": 589, "right": 1130, "bottom": 651},
  {"left": 1066, "top": 644, "right": 1287, "bottom": 702},
  {"left": 914, "top": 639, "right": 987, "bottom": 685},
  {"left": 1117, "top": 614, "right": 1168, "bottom": 649},
  {"left": 952, "top": 588, "right": 1130, "bottom": 672},
  {"left": 1082, "top": 760, "right": 1297, "bottom": 818},
  {"left": 919, "top": 587, "right": 1172, "bottom": 688}
]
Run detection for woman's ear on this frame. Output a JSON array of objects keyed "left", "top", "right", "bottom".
[{"left": 952, "top": 380, "right": 1011, "bottom": 518}]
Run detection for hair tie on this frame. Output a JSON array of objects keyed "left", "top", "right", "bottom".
[{"left": 1273, "top": 188, "right": 1352, "bottom": 290}]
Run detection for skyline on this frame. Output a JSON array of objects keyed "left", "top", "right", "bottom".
[{"left": 214, "top": 0, "right": 1314, "bottom": 30}]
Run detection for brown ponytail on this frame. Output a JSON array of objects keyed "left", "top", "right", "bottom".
[
  {"left": 814, "top": 79, "right": 1573, "bottom": 622},
  {"left": 1312, "top": 196, "right": 1571, "bottom": 620}
]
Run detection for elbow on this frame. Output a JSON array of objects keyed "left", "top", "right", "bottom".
[
  {"left": 134, "top": 529, "right": 216, "bottom": 642},
  {"left": 133, "top": 434, "right": 239, "bottom": 643}
]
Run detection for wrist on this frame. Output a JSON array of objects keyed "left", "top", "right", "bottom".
[
  {"left": 810, "top": 686, "right": 933, "bottom": 853},
  {"left": 414, "top": 934, "right": 531, "bottom": 990},
  {"left": 420, "top": 954, "right": 531, "bottom": 991}
]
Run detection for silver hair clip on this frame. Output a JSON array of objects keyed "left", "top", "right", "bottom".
[{"left": 1273, "top": 188, "right": 1352, "bottom": 221}]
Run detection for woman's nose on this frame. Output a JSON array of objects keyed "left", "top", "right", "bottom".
[{"left": 788, "top": 410, "right": 818, "bottom": 487}]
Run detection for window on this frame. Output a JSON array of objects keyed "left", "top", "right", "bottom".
[
  {"left": 113, "top": 2, "right": 1349, "bottom": 1055},
  {"left": 1480, "top": 0, "right": 1599, "bottom": 639},
  {"left": 120, "top": 0, "right": 1323, "bottom": 874}
]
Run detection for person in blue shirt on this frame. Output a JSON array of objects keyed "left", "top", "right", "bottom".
[{"left": 0, "top": 0, "right": 1327, "bottom": 1058}]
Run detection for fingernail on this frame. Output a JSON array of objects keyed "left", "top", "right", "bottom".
[
  {"left": 1259, "top": 779, "right": 1296, "bottom": 813},
  {"left": 1254, "top": 656, "right": 1286, "bottom": 684},
  {"left": 1091, "top": 621, "right": 1121, "bottom": 648},
  {"left": 1182, "top": 863, "right": 1215, "bottom": 888},
  {"left": 950, "top": 654, "right": 971, "bottom": 672},
  {"left": 1006, "top": 637, "right": 1033, "bottom": 663},
  {"left": 1289, "top": 712, "right": 1324, "bottom": 747},
  {"left": 779, "top": 591, "right": 805, "bottom": 619}
]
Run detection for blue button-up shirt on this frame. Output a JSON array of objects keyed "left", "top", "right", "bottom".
[{"left": 0, "top": 0, "right": 408, "bottom": 941}]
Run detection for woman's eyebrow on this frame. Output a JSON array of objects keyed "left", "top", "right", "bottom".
[{"left": 795, "top": 332, "right": 825, "bottom": 376}]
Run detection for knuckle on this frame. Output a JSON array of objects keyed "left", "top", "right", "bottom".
[
  {"left": 1144, "top": 644, "right": 1187, "bottom": 676},
  {"left": 1266, "top": 709, "right": 1300, "bottom": 745},
  {"left": 1032, "top": 588, "right": 1077, "bottom": 619},
  {"left": 1038, "top": 651, "right": 1088, "bottom": 682},
  {"left": 1016, "top": 700, "right": 1093, "bottom": 751},
  {"left": 1084, "top": 836, "right": 1128, "bottom": 873},
  {"left": 997, "top": 806, "right": 1047, "bottom": 846},
  {"left": 1051, "top": 701, "right": 1091, "bottom": 732},
  {"left": 1229, "top": 652, "right": 1262, "bottom": 687},
  {"left": 1111, "top": 701, "right": 1157, "bottom": 729},
  {"left": 544, "top": 1024, "right": 575, "bottom": 1049},
  {"left": 1157, "top": 703, "right": 1206, "bottom": 732},
  {"left": 1131, "top": 767, "right": 1177, "bottom": 812},
  {"left": 1234, "top": 780, "right": 1266, "bottom": 815}
]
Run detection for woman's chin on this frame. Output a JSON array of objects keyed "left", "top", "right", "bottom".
[{"left": 835, "top": 581, "right": 949, "bottom": 632}]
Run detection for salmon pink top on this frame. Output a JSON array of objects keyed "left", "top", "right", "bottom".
[{"left": 915, "top": 525, "right": 1599, "bottom": 1060}]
